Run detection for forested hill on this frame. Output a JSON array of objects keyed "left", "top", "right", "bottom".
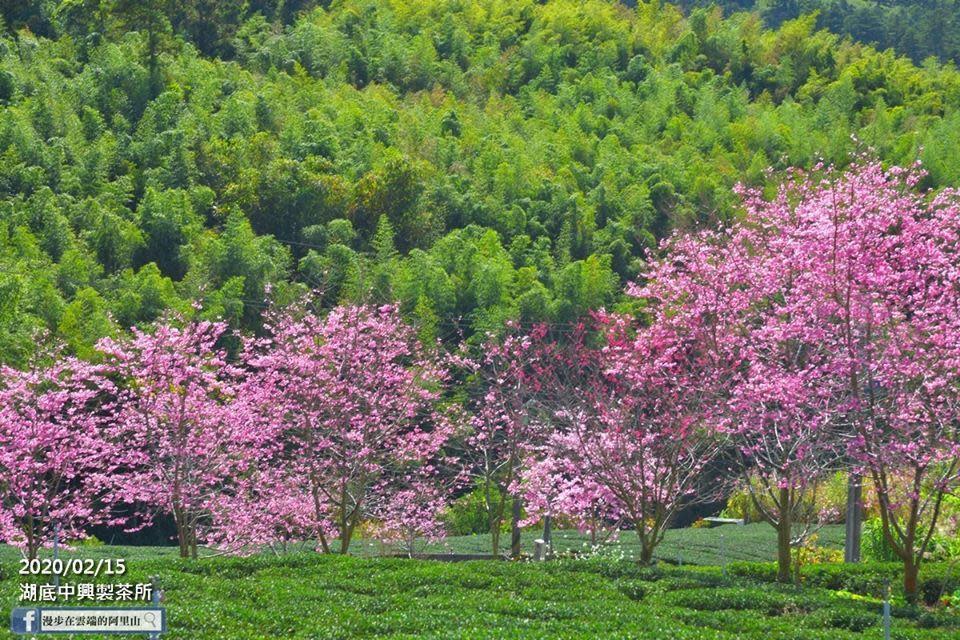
[
  {"left": 670, "top": 0, "right": 960, "bottom": 67},
  {"left": 1, "top": 0, "right": 959, "bottom": 365}
]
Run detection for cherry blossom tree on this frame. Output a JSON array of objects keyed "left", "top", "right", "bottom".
[
  {"left": 466, "top": 323, "right": 558, "bottom": 557},
  {"left": 366, "top": 475, "right": 451, "bottom": 558},
  {"left": 98, "top": 319, "right": 263, "bottom": 559},
  {"left": 644, "top": 160, "right": 960, "bottom": 594},
  {"left": 863, "top": 316, "right": 960, "bottom": 600},
  {"left": 723, "top": 363, "right": 846, "bottom": 582},
  {"left": 239, "top": 303, "right": 454, "bottom": 554},
  {"left": 206, "top": 467, "right": 319, "bottom": 556},
  {"left": 651, "top": 226, "right": 849, "bottom": 579},
  {"left": 519, "top": 443, "right": 622, "bottom": 550},
  {"left": 0, "top": 354, "right": 120, "bottom": 559},
  {"left": 524, "top": 313, "right": 725, "bottom": 565},
  {"left": 722, "top": 162, "right": 960, "bottom": 596},
  {"left": 638, "top": 169, "right": 851, "bottom": 581},
  {"left": 793, "top": 162, "right": 960, "bottom": 600}
]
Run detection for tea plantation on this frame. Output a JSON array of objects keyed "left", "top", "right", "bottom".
[{"left": 2, "top": 547, "right": 959, "bottom": 639}]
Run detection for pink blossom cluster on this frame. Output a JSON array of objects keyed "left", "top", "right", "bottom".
[
  {"left": 0, "top": 353, "right": 123, "bottom": 559},
  {"left": 0, "top": 304, "right": 457, "bottom": 558}
]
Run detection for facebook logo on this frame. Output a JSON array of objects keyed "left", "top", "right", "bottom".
[{"left": 10, "top": 608, "right": 38, "bottom": 634}]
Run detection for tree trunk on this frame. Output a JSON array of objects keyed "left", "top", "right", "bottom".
[
  {"left": 903, "top": 556, "right": 920, "bottom": 605},
  {"left": 776, "top": 487, "right": 792, "bottom": 583},
  {"left": 189, "top": 525, "right": 198, "bottom": 560},
  {"left": 25, "top": 517, "right": 38, "bottom": 561},
  {"left": 317, "top": 529, "right": 331, "bottom": 554},
  {"left": 173, "top": 507, "right": 189, "bottom": 559},
  {"left": 337, "top": 487, "right": 361, "bottom": 554},
  {"left": 639, "top": 545, "right": 654, "bottom": 565},
  {"left": 589, "top": 508, "right": 597, "bottom": 546},
  {"left": 490, "top": 492, "right": 504, "bottom": 557},
  {"left": 27, "top": 537, "right": 40, "bottom": 561},
  {"left": 340, "top": 510, "right": 359, "bottom": 554},
  {"left": 636, "top": 522, "right": 656, "bottom": 565},
  {"left": 310, "top": 482, "right": 331, "bottom": 553},
  {"left": 844, "top": 474, "right": 862, "bottom": 563},
  {"left": 510, "top": 495, "right": 522, "bottom": 559}
]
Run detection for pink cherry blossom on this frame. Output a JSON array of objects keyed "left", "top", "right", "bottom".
[
  {"left": 225, "top": 303, "right": 456, "bottom": 554},
  {"left": 0, "top": 352, "right": 121, "bottom": 558},
  {"left": 640, "top": 159, "right": 960, "bottom": 594},
  {"left": 98, "top": 319, "right": 265, "bottom": 558},
  {"left": 521, "top": 313, "right": 724, "bottom": 564}
]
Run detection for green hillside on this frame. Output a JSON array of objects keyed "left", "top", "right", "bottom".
[
  {"left": 672, "top": 0, "right": 960, "bottom": 66},
  {"left": 1, "top": 0, "right": 960, "bottom": 363}
]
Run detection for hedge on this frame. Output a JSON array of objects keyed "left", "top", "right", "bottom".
[{"left": 728, "top": 561, "right": 960, "bottom": 605}]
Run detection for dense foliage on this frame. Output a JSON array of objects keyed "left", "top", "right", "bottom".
[
  {"left": 2, "top": 0, "right": 960, "bottom": 364},
  {"left": 674, "top": 0, "right": 960, "bottom": 66}
]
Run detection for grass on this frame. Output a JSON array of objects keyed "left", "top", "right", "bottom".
[
  {"left": 0, "top": 523, "right": 845, "bottom": 565},
  {"left": 348, "top": 523, "right": 846, "bottom": 565},
  {"left": 0, "top": 543, "right": 182, "bottom": 562}
]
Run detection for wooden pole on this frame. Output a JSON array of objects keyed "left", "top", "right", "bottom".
[{"left": 844, "top": 474, "right": 862, "bottom": 563}]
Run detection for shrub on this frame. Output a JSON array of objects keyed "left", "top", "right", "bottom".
[
  {"left": 568, "top": 555, "right": 664, "bottom": 581},
  {"left": 719, "top": 487, "right": 760, "bottom": 522},
  {"left": 443, "top": 482, "right": 512, "bottom": 536},
  {"left": 722, "top": 472, "right": 876, "bottom": 524},
  {"left": 616, "top": 579, "right": 646, "bottom": 601},
  {"left": 944, "top": 588, "right": 960, "bottom": 612},
  {"left": 917, "top": 611, "right": 957, "bottom": 629},
  {"left": 653, "top": 573, "right": 732, "bottom": 592},
  {"left": 795, "top": 534, "right": 843, "bottom": 570},
  {"left": 729, "top": 561, "right": 960, "bottom": 605},
  {"left": 918, "top": 565, "right": 960, "bottom": 606},
  {"left": 812, "top": 607, "right": 877, "bottom": 632},
  {"left": 926, "top": 495, "right": 960, "bottom": 561},
  {"left": 667, "top": 586, "right": 816, "bottom": 615},
  {"left": 861, "top": 518, "right": 899, "bottom": 562}
]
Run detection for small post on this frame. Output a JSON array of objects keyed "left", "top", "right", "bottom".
[
  {"left": 883, "top": 579, "right": 891, "bottom": 640},
  {"left": 150, "top": 576, "right": 163, "bottom": 640},
  {"left": 845, "top": 474, "right": 863, "bottom": 563},
  {"left": 677, "top": 543, "right": 683, "bottom": 567},
  {"left": 150, "top": 575, "right": 161, "bottom": 640},
  {"left": 510, "top": 497, "right": 522, "bottom": 559},
  {"left": 533, "top": 539, "right": 545, "bottom": 562}
]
